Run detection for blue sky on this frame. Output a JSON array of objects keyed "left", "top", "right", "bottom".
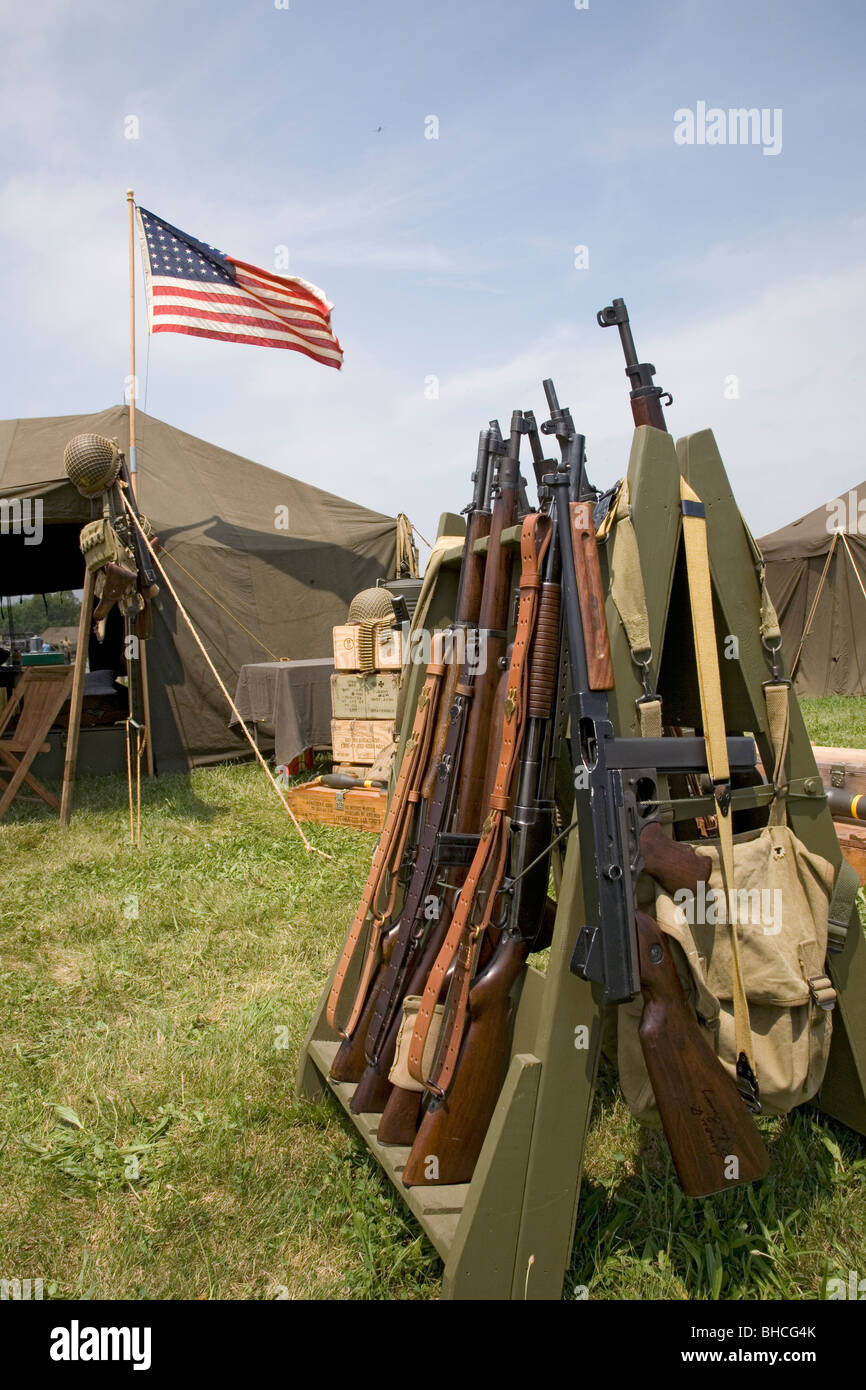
[{"left": 1, "top": 0, "right": 865, "bottom": 552}]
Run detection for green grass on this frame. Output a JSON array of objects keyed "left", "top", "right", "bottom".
[
  {"left": 0, "top": 695, "right": 864, "bottom": 1300},
  {"left": 799, "top": 695, "right": 866, "bottom": 749},
  {"left": 0, "top": 766, "right": 438, "bottom": 1300}
]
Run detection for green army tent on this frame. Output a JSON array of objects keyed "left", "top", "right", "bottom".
[
  {"left": 0, "top": 406, "right": 397, "bottom": 769},
  {"left": 758, "top": 482, "right": 866, "bottom": 696}
]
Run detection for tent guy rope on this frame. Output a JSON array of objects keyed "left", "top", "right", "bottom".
[
  {"left": 121, "top": 495, "right": 329, "bottom": 858},
  {"left": 159, "top": 549, "right": 284, "bottom": 662},
  {"left": 791, "top": 530, "right": 839, "bottom": 678}
]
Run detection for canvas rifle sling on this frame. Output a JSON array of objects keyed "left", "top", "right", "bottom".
[
  {"left": 407, "top": 513, "right": 551, "bottom": 1092},
  {"left": 763, "top": 680, "right": 791, "bottom": 830},
  {"left": 596, "top": 479, "right": 663, "bottom": 736},
  {"left": 326, "top": 640, "right": 445, "bottom": 1036},
  {"left": 679, "top": 476, "right": 757, "bottom": 1099},
  {"left": 742, "top": 516, "right": 782, "bottom": 647}
]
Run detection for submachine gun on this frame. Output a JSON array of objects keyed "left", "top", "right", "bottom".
[{"left": 543, "top": 364, "right": 771, "bottom": 1197}]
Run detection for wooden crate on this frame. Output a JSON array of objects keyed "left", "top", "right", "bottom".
[
  {"left": 331, "top": 672, "right": 400, "bottom": 719},
  {"left": 838, "top": 826, "right": 866, "bottom": 886},
  {"left": 813, "top": 745, "right": 866, "bottom": 821},
  {"left": 333, "top": 624, "right": 363, "bottom": 671},
  {"left": 332, "top": 624, "right": 403, "bottom": 672},
  {"left": 331, "top": 718, "right": 396, "bottom": 764},
  {"left": 376, "top": 629, "right": 403, "bottom": 669},
  {"left": 285, "top": 780, "right": 386, "bottom": 832}
]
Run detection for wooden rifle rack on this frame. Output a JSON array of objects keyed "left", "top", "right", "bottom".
[{"left": 297, "top": 427, "right": 866, "bottom": 1298}]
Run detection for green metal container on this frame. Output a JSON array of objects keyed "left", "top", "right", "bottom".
[{"left": 21, "top": 652, "right": 68, "bottom": 667}]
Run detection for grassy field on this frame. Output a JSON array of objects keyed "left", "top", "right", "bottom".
[
  {"left": 1, "top": 697, "right": 864, "bottom": 1301},
  {"left": 799, "top": 695, "right": 866, "bottom": 749}
]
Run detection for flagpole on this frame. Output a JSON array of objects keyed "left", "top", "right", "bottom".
[
  {"left": 126, "top": 188, "right": 154, "bottom": 778},
  {"left": 126, "top": 189, "right": 138, "bottom": 497}
]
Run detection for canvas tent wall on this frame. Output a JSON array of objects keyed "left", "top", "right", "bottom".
[
  {"left": 0, "top": 406, "right": 397, "bottom": 769},
  {"left": 758, "top": 482, "right": 866, "bottom": 697}
]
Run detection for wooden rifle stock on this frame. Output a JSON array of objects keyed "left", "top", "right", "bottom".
[
  {"left": 377, "top": 1085, "right": 423, "bottom": 1147},
  {"left": 350, "top": 905, "right": 453, "bottom": 1114},
  {"left": 350, "top": 417, "right": 524, "bottom": 1114},
  {"left": 421, "top": 476, "right": 491, "bottom": 801},
  {"left": 420, "top": 659, "right": 461, "bottom": 801},
  {"left": 377, "top": 652, "right": 514, "bottom": 1143},
  {"left": 330, "top": 929, "right": 398, "bottom": 1083},
  {"left": 636, "top": 909, "right": 770, "bottom": 1197},
  {"left": 640, "top": 820, "right": 709, "bottom": 896},
  {"left": 455, "top": 426, "right": 520, "bottom": 825},
  {"left": 401, "top": 514, "right": 558, "bottom": 1178},
  {"left": 330, "top": 438, "right": 492, "bottom": 1079},
  {"left": 635, "top": 827, "right": 769, "bottom": 1193},
  {"left": 402, "top": 932, "right": 527, "bottom": 1185},
  {"left": 569, "top": 502, "right": 613, "bottom": 690},
  {"left": 629, "top": 394, "right": 668, "bottom": 431}
]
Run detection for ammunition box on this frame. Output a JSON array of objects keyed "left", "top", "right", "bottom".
[{"left": 330, "top": 672, "right": 400, "bottom": 720}]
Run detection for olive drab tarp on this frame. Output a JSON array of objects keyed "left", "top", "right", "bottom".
[
  {"left": 757, "top": 481, "right": 866, "bottom": 697},
  {"left": 0, "top": 406, "right": 397, "bottom": 769}
]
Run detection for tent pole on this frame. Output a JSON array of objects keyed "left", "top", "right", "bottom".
[
  {"left": 840, "top": 531, "right": 866, "bottom": 606},
  {"left": 790, "top": 530, "right": 838, "bottom": 679},
  {"left": 60, "top": 565, "right": 96, "bottom": 826},
  {"left": 127, "top": 187, "right": 155, "bottom": 778}
]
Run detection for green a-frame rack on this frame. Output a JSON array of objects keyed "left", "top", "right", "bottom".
[{"left": 296, "top": 425, "right": 866, "bottom": 1299}]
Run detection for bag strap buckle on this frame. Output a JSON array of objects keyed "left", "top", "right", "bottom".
[{"left": 807, "top": 974, "right": 836, "bottom": 1012}]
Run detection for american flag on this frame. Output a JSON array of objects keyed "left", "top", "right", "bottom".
[{"left": 135, "top": 206, "right": 343, "bottom": 369}]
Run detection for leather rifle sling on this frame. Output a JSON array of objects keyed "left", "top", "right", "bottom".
[
  {"left": 363, "top": 669, "right": 476, "bottom": 1063},
  {"left": 408, "top": 514, "right": 550, "bottom": 1091},
  {"left": 419, "top": 815, "right": 511, "bottom": 1096},
  {"left": 326, "top": 643, "right": 445, "bottom": 1036},
  {"left": 372, "top": 647, "right": 444, "bottom": 925}
]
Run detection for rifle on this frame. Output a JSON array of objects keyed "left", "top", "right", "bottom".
[
  {"left": 397, "top": 383, "right": 756, "bottom": 1195},
  {"left": 117, "top": 453, "right": 160, "bottom": 606},
  {"left": 376, "top": 639, "right": 515, "bottom": 1146},
  {"left": 347, "top": 412, "right": 527, "bottom": 1116},
  {"left": 328, "top": 431, "right": 494, "bottom": 1084},
  {"left": 543, "top": 372, "right": 770, "bottom": 1197},
  {"left": 399, "top": 473, "right": 566, "bottom": 1180},
  {"left": 419, "top": 423, "right": 501, "bottom": 804},
  {"left": 597, "top": 297, "right": 673, "bottom": 432}
]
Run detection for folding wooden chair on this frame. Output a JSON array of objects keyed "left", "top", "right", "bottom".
[{"left": 0, "top": 666, "right": 75, "bottom": 819}]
